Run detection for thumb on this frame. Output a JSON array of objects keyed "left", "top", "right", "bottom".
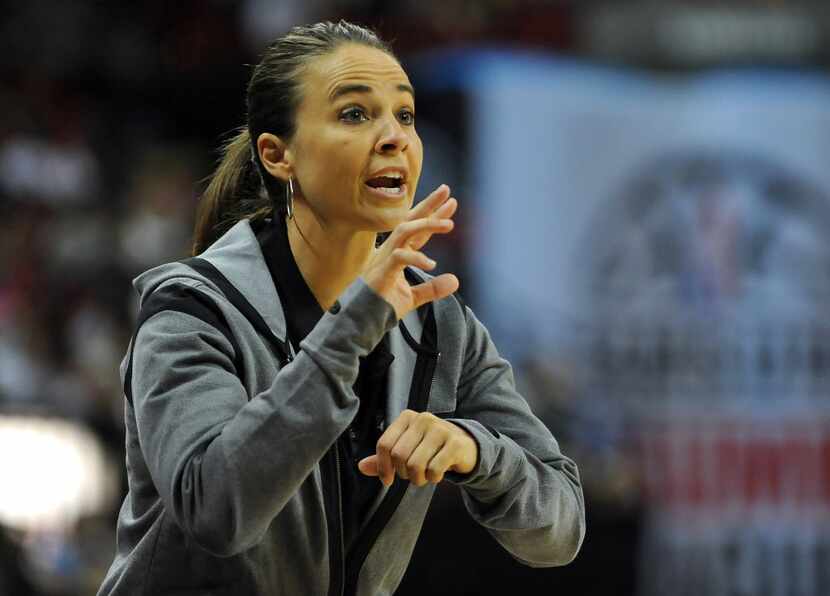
[{"left": 358, "top": 455, "right": 379, "bottom": 476}]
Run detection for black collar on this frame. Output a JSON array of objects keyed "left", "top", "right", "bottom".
[{"left": 257, "top": 217, "right": 324, "bottom": 351}]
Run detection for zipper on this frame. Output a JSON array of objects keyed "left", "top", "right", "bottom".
[
  {"left": 334, "top": 440, "right": 345, "bottom": 596},
  {"left": 419, "top": 352, "right": 440, "bottom": 410},
  {"left": 324, "top": 440, "right": 345, "bottom": 596},
  {"left": 342, "top": 310, "right": 439, "bottom": 596}
]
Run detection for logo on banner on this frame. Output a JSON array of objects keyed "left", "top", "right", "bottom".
[{"left": 577, "top": 150, "right": 830, "bottom": 595}]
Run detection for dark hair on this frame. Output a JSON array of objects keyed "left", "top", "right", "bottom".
[{"left": 192, "top": 20, "right": 396, "bottom": 255}]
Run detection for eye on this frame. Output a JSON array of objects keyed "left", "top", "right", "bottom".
[
  {"left": 398, "top": 109, "right": 415, "bottom": 125},
  {"left": 339, "top": 106, "right": 368, "bottom": 124}
]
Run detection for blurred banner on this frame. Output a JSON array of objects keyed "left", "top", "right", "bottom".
[{"left": 459, "top": 53, "right": 830, "bottom": 595}]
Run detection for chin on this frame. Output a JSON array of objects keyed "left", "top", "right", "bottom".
[
  {"left": 371, "top": 210, "right": 408, "bottom": 233},
  {"left": 361, "top": 200, "right": 412, "bottom": 232}
]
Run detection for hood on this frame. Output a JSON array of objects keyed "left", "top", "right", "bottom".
[{"left": 131, "top": 219, "right": 288, "bottom": 341}]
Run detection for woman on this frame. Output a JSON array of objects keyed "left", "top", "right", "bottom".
[{"left": 98, "top": 20, "right": 585, "bottom": 596}]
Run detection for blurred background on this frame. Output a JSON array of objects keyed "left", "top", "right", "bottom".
[{"left": 3, "top": 1, "right": 830, "bottom": 594}]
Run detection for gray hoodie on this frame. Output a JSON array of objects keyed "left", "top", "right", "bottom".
[{"left": 98, "top": 219, "right": 585, "bottom": 596}]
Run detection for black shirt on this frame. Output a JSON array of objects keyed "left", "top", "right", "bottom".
[{"left": 256, "top": 217, "right": 394, "bottom": 554}]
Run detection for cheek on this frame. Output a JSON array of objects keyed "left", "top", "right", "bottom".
[
  {"left": 409, "top": 135, "right": 424, "bottom": 180},
  {"left": 298, "top": 138, "right": 361, "bottom": 189},
  {"left": 322, "top": 137, "right": 366, "bottom": 177},
  {"left": 410, "top": 130, "right": 423, "bottom": 159}
]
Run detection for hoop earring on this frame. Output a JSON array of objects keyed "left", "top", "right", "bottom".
[{"left": 285, "top": 177, "right": 295, "bottom": 220}]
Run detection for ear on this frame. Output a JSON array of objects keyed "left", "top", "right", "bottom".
[{"left": 257, "top": 132, "right": 294, "bottom": 182}]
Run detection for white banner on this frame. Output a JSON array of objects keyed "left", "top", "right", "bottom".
[{"left": 462, "top": 53, "right": 830, "bottom": 595}]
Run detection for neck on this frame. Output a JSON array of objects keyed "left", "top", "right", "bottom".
[{"left": 285, "top": 203, "right": 377, "bottom": 311}]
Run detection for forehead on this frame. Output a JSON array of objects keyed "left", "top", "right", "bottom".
[{"left": 301, "top": 43, "right": 411, "bottom": 102}]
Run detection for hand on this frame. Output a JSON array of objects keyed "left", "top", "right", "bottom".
[
  {"left": 357, "top": 409, "right": 478, "bottom": 487},
  {"left": 362, "top": 184, "right": 459, "bottom": 320}
]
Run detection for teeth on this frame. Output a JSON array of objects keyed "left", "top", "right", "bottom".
[{"left": 374, "top": 185, "right": 404, "bottom": 195}]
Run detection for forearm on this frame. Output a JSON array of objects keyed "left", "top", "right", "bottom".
[
  {"left": 444, "top": 307, "right": 586, "bottom": 566},
  {"left": 134, "top": 278, "right": 396, "bottom": 556},
  {"left": 445, "top": 418, "right": 585, "bottom": 566}
]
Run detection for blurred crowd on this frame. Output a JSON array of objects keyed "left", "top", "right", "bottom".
[{"left": 14, "top": 0, "right": 824, "bottom": 593}]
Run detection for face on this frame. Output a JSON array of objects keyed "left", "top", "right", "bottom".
[{"left": 283, "top": 43, "right": 423, "bottom": 232}]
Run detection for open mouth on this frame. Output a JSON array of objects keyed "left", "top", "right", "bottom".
[{"left": 365, "top": 174, "right": 406, "bottom": 196}]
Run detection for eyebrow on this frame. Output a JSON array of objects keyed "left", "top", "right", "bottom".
[{"left": 329, "top": 83, "right": 415, "bottom": 102}]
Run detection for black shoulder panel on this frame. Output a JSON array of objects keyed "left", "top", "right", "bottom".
[
  {"left": 124, "top": 284, "right": 244, "bottom": 405},
  {"left": 181, "top": 257, "right": 291, "bottom": 364}
]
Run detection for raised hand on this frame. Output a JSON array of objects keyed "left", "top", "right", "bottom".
[{"left": 362, "top": 184, "right": 459, "bottom": 320}]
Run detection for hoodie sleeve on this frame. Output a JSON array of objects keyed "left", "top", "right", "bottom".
[
  {"left": 130, "top": 277, "right": 397, "bottom": 557},
  {"left": 442, "top": 306, "right": 586, "bottom": 567}
]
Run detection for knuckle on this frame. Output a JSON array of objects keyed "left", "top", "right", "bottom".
[
  {"left": 391, "top": 447, "right": 406, "bottom": 461},
  {"left": 415, "top": 411, "right": 433, "bottom": 427}
]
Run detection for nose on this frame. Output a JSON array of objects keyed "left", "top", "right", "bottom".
[{"left": 374, "top": 116, "right": 408, "bottom": 154}]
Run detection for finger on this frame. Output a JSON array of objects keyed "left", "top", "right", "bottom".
[
  {"left": 389, "top": 248, "right": 436, "bottom": 272},
  {"left": 426, "top": 443, "right": 457, "bottom": 484},
  {"left": 406, "top": 432, "right": 445, "bottom": 487},
  {"left": 388, "top": 217, "right": 454, "bottom": 250},
  {"left": 358, "top": 455, "right": 379, "bottom": 477},
  {"left": 432, "top": 196, "right": 458, "bottom": 220},
  {"left": 390, "top": 426, "right": 426, "bottom": 481},
  {"left": 406, "top": 184, "right": 450, "bottom": 221},
  {"left": 376, "top": 412, "right": 414, "bottom": 486},
  {"left": 406, "top": 198, "right": 458, "bottom": 250},
  {"left": 410, "top": 274, "right": 460, "bottom": 309}
]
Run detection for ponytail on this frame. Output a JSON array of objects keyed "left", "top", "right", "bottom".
[{"left": 191, "top": 127, "right": 272, "bottom": 255}]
